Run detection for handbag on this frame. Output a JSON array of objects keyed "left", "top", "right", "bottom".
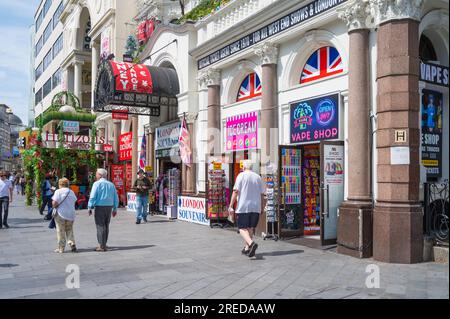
[{"left": 48, "top": 189, "right": 71, "bottom": 230}]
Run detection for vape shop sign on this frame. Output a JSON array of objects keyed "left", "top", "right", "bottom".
[{"left": 290, "top": 93, "right": 339, "bottom": 143}]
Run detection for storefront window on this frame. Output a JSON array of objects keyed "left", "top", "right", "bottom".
[
  {"left": 300, "top": 46, "right": 343, "bottom": 84},
  {"left": 237, "top": 72, "right": 262, "bottom": 102}
]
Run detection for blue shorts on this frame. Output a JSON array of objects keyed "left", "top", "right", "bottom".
[{"left": 236, "top": 213, "right": 260, "bottom": 229}]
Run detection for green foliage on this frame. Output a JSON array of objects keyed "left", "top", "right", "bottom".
[
  {"left": 177, "top": 0, "right": 231, "bottom": 23},
  {"left": 37, "top": 112, "right": 97, "bottom": 127},
  {"left": 125, "top": 35, "right": 138, "bottom": 57}
]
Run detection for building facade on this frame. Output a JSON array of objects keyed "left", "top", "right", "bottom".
[{"left": 0, "top": 104, "right": 24, "bottom": 171}]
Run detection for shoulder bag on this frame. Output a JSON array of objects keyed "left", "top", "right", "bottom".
[{"left": 48, "top": 189, "right": 71, "bottom": 229}]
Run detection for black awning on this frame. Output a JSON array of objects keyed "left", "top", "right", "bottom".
[{"left": 94, "top": 60, "right": 179, "bottom": 116}]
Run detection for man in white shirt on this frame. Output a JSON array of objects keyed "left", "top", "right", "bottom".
[
  {"left": 229, "top": 160, "right": 265, "bottom": 258},
  {"left": 0, "top": 171, "right": 13, "bottom": 229}
]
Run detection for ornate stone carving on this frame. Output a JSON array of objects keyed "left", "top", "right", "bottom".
[
  {"left": 369, "top": 0, "right": 424, "bottom": 25},
  {"left": 338, "top": 0, "right": 372, "bottom": 31},
  {"left": 183, "top": 113, "right": 198, "bottom": 124},
  {"left": 254, "top": 42, "right": 278, "bottom": 65},
  {"left": 198, "top": 68, "right": 221, "bottom": 88}
]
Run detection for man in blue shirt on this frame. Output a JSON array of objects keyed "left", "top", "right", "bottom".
[
  {"left": 88, "top": 168, "right": 119, "bottom": 252},
  {"left": 40, "top": 174, "right": 54, "bottom": 220}
]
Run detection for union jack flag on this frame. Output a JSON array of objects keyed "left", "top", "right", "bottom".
[
  {"left": 237, "top": 72, "right": 262, "bottom": 102},
  {"left": 300, "top": 46, "right": 343, "bottom": 84}
]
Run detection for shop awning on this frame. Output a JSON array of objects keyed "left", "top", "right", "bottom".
[{"left": 94, "top": 60, "right": 179, "bottom": 116}]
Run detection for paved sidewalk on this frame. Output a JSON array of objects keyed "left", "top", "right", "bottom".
[{"left": 0, "top": 196, "right": 448, "bottom": 299}]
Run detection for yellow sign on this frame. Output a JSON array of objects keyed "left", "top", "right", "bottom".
[
  {"left": 240, "top": 160, "right": 244, "bottom": 169},
  {"left": 145, "top": 166, "right": 153, "bottom": 172},
  {"left": 213, "top": 162, "right": 222, "bottom": 170},
  {"left": 422, "top": 160, "right": 438, "bottom": 167}
]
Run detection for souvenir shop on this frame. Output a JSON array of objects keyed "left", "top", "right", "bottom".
[
  {"left": 278, "top": 93, "right": 344, "bottom": 245},
  {"left": 154, "top": 121, "right": 182, "bottom": 216}
]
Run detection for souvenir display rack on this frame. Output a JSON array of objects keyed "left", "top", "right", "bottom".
[
  {"left": 263, "top": 165, "right": 279, "bottom": 241},
  {"left": 207, "top": 168, "right": 227, "bottom": 228},
  {"left": 167, "top": 168, "right": 181, "bottom": 207}
]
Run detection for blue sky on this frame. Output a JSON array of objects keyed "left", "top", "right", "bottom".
[{"left": 0, "top": 0, "right": 41, "bottom": 125}]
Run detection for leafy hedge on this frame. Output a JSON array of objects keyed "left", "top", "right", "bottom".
[
  {"left": 37, "top": 111, "right": 97, "bottom": 126},
  {"left": 177, "top": 0, "right": 232, "bottom": 23}
]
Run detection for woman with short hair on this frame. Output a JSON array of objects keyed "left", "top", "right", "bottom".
[{"left": 52, "top": 178, "right": 78, "bottom": 253}]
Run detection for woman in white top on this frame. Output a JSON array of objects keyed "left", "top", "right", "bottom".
[{"left": 52, "top": 178, "right": 77, "bottom": 253}]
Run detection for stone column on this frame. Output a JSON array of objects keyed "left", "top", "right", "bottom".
[
  {"left": 181, "top": 113, "right": 197, "bottom": 195},
  {"left": 254, "top": 42, "right": 279, "bottom": 237},
  {"left": 371, "top": 0, "right": 424, "bottom": 263},
  {"left": 255, "top": 42, "right": 279, "bottom": 169},
  {"left": 199, "top": 69, "right": 221, "bottom": 157},
  {"left": 73, "top": 61, "right": 83, "bottom": 103},
  {"left": 91, "top": 41, "right": 99, "bottom": 109},
  {"left": 337, "top": 1, "right": 373, "bottom": 258},
  {"left": 131, "top": 115, "right": 139, "bottom": 185},
  {"left": 113, "top": 120, "right": 121, "bottom": 163}
]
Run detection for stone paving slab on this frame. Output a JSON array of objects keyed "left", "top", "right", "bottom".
[{"left": 0, "top": 197, "right": 448, "bottom": 299}]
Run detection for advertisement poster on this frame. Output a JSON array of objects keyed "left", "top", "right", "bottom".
[
  {"left": 290, "top": 93, "right": 339, "bottom": 144},
  {"left": 177, "top": 196, "right": 209, "bottom": 226},
  {"left": 125, "top": 163, "right": 133, "bottom": 192},
  {"left": 226, "top": 112, "right": 258, "bottom": 152},
  {"left": 323, "top": 145, "right": 344, "bottom": 186},
  {"left": 127, "top": 193, "right": 137, "bottom": 212},
  {"left": 111, "top": 164, "right": 125, "bottom": 205},
  {"left": 421, "top": 89, "right": 443, "bottom": 179},
  {"left": 101, "top": 27, "right": 111, "bottom": 60},
  {"left": 119, "top": 132, "right": 132, "bottom": 161}
]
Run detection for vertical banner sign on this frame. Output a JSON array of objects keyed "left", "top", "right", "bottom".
[
  {"left": 139, "top": 134, "right": 147, "bottom": 170},
  {"left": 226, "top": 111, "right": 258, "bottom": 151},
  {"left": 179, "top": 117, "right": 192, "bottom": 167},
  {"left": 119, "top": 132, "right": 133, "bottom": 161},
  {"left": 290, "top": 93, "right": 339, "bottom": 143},
  {"left": 100, "top": 27, "right": 111, "bottom": 60},
  {"left": 111, "top": 164, "right": 125, "bottom": 205},
  {"left": 125, "top": 163, "right": 133, "bottom": 192},
  {"left": 421, "top": 89, "right": 443, "bottom": 179}
]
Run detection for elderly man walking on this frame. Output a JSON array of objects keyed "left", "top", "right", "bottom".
[
  {"left": 229, "top": 160, "right": 265, "bottom": 258},
  {"left": 88, "top": 168, "right": 119, "bottom": 252}
]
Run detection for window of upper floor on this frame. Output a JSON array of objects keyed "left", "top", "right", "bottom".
[
  {"left": 53, "top": 1, "right": 63, "bottom": 29},
  {"left": 300, "top": 46, "right": 344, "bottom": 85},
  {"left": 237, "top": 72, "right": 262, "bottom": 102}
]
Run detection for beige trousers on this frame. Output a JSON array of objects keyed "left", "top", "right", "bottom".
[{"left": 55, "top": 214, "right": 75, "bottom": 249}]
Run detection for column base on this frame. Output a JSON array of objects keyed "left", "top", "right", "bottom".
[
  {"left": 373, "top": 203, "right": 423, "bottom": 264},
  {"left": 337, "top": 201, "right": 373, "bottom": 259}
]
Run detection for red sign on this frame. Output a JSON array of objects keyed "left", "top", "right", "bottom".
[
  {"left": 112, "top": 110, "right": 129, "bottom": 120},
  {"left": 119, "top": 132, "right": 132, "bottom": 161},
  {"left": 110, "top": 61, "right": 153, "bottom": 94},
  {"left": 111, "top": 164, "right": 125, "bottom": 204},
  {"left": 104, "top": 144, "right": 113, "bottom": 152},
  {"left": 125, "top": 163, "right": 133, "bottom": 192}
]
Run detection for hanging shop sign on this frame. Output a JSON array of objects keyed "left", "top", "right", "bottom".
[
  {"left": 112, "top": 110, "right": 129, "bottom": 120},
  {"left": 62, "top": 120, "right": 80, "bottom": 133},
  {"left": 137, "top": 19, "right": 155, "bottom": 44},
  {"left": 94, "top": 60, "right": 179, "bottom": 117},
  {"left": 420, "top": 61, "right": 449, "bottom": 88},
  {"left": 177, "top": 196, "right": 210, "bottom": 226},
  {"left": 290, "top": 93, "right": 339, "bottom": 144},
  {"left": 155, "top": 122, "right": 181, "bottom": 158},
  {"left": 421, "top": 89, "right": 443, "bottom": 179},
  {"left": 111, "top": 164, "right": 125, "bottom": 204},
  {"left": 42, "top": 132, "right": 105, "bottom": 150},
  {"left": 226, "top": 111, "right": 258, "bottom": 152},
  {"left": 119, "top": 132, "right": 133, "bottom": 161},
  {"left": 198, "top": 0, "right": 347, "bottom": 69},
  {"left": 103, "top": 144, "right": 113, "bottom": 152}
]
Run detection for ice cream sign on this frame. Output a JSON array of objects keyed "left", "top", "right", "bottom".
[
  {"left": 290, "top": 94, "right": 339, "bottom": 143},
  {"left": 226, "top": 112, "right": 258, "bottom": 151}
]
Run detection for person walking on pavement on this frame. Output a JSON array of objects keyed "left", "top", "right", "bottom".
[
  {"left": 134, "top": 169, "right": 152, "bottom": 224},
  {"left": 52, "top": 178, "right": 77, "bottom": 253},
  {"left": 41, "top": 174, "right": 54, "bottom": 219},
  {"left": 88, "top": 168, "right": 119, "bottom": 252},
  {"left": 228, "top": 160, "right": 265, "bottom": 258},
  {"left": 0, "top": 171, "right": 13, "bottom": 229}
]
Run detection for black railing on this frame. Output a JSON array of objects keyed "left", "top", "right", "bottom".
[{"left": 424, "top": 181, "right": 449, "bottom": 246}]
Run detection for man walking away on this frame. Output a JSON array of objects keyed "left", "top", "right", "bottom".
[
  {"left": 134, "top": 169, "right": 152, "bottom": 224},
  {"left": 229, "top": 160, "right": 265, "bottom": 258},
  {"left": 41, "top": 174, "right": 54, "bottom": 219},
  {"left": 88, "top": 168, "right": 119, "bottom": 252},
  {"left": 0, "top": 171, "right": 13, "bottom": 229}
]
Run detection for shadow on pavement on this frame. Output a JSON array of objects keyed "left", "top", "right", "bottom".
[
  {"left": 74, "top": 244, "right": 155, "bottom": 253},
  {"left": 258, "top": 249, "right": 304, "bottom": 257},
  {"left": 8, "top": 218, "right": 47, "bottom": 224},
  {"left": 0, "top": 263, "right": 19, "bottom": 268}
]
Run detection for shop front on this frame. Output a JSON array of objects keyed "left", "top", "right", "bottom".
[
  {"left": 154, "top": 121, "right": 182, "bottom": 216},
  {"left": 278, "top": 93, "right": 344, "bottom": 245}
]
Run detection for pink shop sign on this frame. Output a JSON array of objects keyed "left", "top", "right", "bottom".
[{"left": 226, "top": 112, "right": 258, "bottom": 152}]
